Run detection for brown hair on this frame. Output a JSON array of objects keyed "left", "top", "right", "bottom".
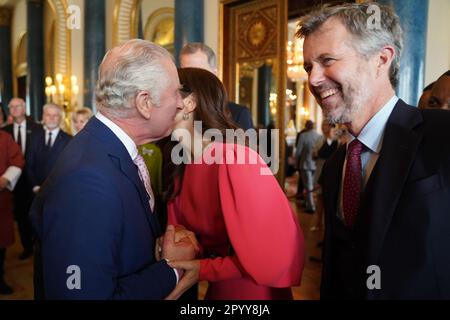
[{"left": 162, "top": 67, "right": 238, "bottom": 201}]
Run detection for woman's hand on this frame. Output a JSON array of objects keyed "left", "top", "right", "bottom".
[
  {"left": 165, "top": 259, "right": 200, "bottom": 300},
  {"left": 174, "top": 226, "right": 200, "bottom": 253}
]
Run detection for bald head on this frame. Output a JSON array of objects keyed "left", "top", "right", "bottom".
[{"left": 8, "top": 98, "right": 26, "bottom": 123}]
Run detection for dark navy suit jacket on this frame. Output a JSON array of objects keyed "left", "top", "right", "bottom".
[
  {"left": 27, "top": 128, "right": 71, "bottom": 188},
  {"left": 30, "top": 117, "right": 176, "bottom": 299},
  {"left": 228, "top": 102, "right": 253, "bottom": 130},
  {"left": 321, "top": 100, "right": 450, "bottom": 299}
]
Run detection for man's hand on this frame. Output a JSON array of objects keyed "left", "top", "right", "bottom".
[
  {"left": 0, "top": 177, "right": 9, "bottom": 191},
  {"left": 165, "top": 260, "right": 200, "bottom": 300},
  {"left": 162, "top": 225, "right": 198, "bottom": 262}
]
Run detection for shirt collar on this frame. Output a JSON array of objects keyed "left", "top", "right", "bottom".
[
  {"left": 95, "top": 112, "right": 138, "bottom": 160},
  {"left": 45, "top": 126, "right": 60, "bottom": 136},
  {"left": 347, "top": 95, "right": 398, "bottom": 154},
  {"left": 14, "top": 119, "right": 26, "bottom": 128}
]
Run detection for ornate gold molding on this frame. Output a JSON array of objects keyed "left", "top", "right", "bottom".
[
  {"left": 0, "top": 7, "right": 12, "bottom": 26},
  {"left": 46, "top": 0, "right": 71, "bottom": 78},
  {"left": 113, "top": 0, "right": 141, "bottom": 47},
  {"left": 13, "top": 31, "right": 27, "bottom": 97}
]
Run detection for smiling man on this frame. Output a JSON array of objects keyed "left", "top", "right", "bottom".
[{"left": 298, "top": 3, "right": 450, "bottom": 299}]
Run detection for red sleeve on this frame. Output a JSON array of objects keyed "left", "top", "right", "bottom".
[
  {"left": 199, "top": 144, "right": 304, "bottom": 287},
  {"left": 6, "top": 133, "right": 25, "bottom": 169}
]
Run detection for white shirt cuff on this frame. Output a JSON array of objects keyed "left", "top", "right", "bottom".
[
  {"left": 164, "top": 259, "right": 180, "bottom": 284},
  {"left": 33, "top": 186, "right": 41, "bottom": 193},
  {"left": 2, "top": 166, "right": 22, "bottom": 191}
]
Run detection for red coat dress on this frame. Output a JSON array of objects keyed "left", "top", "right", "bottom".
[
  {"left": 168, "top": 142, "right": 304, "bottom": 300},
  {"left": 0, "top": 130, "right": 25, "bottom": 248}
]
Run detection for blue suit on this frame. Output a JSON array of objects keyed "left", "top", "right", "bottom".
[
  {"left": 228, "top": 102, "right": 253, "bottom": 130},
  {"left": 30, "top": 117, "right": 176, "bottom": 299},
  {"left": 27, "top": 128, "right": 71, "bottom": 188}
]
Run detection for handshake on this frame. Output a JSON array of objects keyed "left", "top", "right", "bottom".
[{"left": 155, "top": 224, "right": 200, "bottom": 300}]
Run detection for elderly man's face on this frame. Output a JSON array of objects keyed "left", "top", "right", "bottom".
[
  {"left": 9, "top": 98, "right": 26, "bottom": 119},
  {"left": 147, "top": 58, "right": 184, "bottom": 139},
  {"left": 428, "top": 75, "right": 450, "bottom": 110},
  {"left": 303, "top": 18, "right": 377, "bottom": 124},
  {"left": 43, "top": 107, "right": 61, "bottom": 130}
]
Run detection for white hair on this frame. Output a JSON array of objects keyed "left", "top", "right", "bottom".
[
  {"left": 95, "top": 39, "right": 174, "bottom": 117},
  {"left": 43, "top": 103, "right": 63, "bottom": 115}
]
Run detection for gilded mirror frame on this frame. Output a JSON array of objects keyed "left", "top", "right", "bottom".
[{"left": 220, "top": 0, "right": 287, "bottom": 184}]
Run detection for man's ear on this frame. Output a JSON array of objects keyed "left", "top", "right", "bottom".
[
  {"left": 377, "top": 45, "right": 395, "bottom": 77},
  {"left": 135, "top": 91, "right": 152, "bottom": 119}
]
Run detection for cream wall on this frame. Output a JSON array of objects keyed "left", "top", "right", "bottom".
[
  {"left": 425, "top": 0, "right": 450, "bottom": 86},
  {"left": 204, "top": 0, "right": 219, "bottom": 60}
]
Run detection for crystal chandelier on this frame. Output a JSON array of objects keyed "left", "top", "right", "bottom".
[{"left": 286, "top": 38, "right": 308, "bottom": 82}]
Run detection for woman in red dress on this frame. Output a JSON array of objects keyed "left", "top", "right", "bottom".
[{"left": 164, "top": 68, "right": 304, "bottom": 300}]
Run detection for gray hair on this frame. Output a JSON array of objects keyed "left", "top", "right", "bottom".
[
  {"left": 43, "top": 103, "right": 63, "bottom": 115},
  {"left": 95, "top": 39, "right": 173, "bottom": 117},
  {"left": 297, "top": 3, "right": 403, "bottom": 88},
  {"left": 180, "top": 42, "right": 217, "bottom": 69}
]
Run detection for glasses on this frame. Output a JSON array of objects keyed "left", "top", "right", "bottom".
[{"left": 9, "top": 104, "right": 24, "bottom": 109}]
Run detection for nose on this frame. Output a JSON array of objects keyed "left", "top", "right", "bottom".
[{"left": 308, "top": 64, "right": 326, "bottom": 89}]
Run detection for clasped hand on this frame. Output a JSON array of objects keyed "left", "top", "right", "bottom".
[{"left": 155, "top": 225, "right": 200, "bottom": 300}]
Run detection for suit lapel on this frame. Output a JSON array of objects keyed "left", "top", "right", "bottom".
[
  {"left": 358, "top": 101, "right": 423, "bottom": 264},
  {"left": 86, "top": 118, "right": 158, "bottom": 234}
]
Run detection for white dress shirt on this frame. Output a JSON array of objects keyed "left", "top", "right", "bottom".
[
  {"left": 95, "top": 112, "right": 180, "bottom": 283},
  {"left": 45, "top": 127, "right": 60, "bottom": 148},
  {"left": 13, "top": 120, "right": 26, "bottom": 153},
  {"left": 338, "top": 95, "right": 399, "bottom": 219}
]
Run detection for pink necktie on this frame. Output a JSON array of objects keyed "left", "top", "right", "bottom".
[
  {"left": 343, "top": 139, "right": 363, "bottom": 228},
  {"left": 133, "top": 154, "right": 155, "bottom": 212}
]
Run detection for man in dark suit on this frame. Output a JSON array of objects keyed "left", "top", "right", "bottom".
[
  {"left": 2, "top": 98, "right": 42, "bottom": 260},
  {"left": 299, "top": 3, "right": 450, "bottom": 299},
  {"left": 27, "top": 103, "right": 71, "bottom": 194},
  {"left": 30, "top": 39, "right": 197, "bottom": 299},
  {"left": 179, "top": 42, "right": 254, "bottom": 130}
]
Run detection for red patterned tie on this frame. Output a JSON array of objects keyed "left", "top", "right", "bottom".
[{"left": 343, "top": 139, "right": 363, "bottom": 228}]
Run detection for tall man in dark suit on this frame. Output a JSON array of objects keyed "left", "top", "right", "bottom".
[
  {"left": 2, "top": 98, "right": 43, "bottom": 260},
  {"left": 298, "top": 3, "right": 450, "bottom": 299},
  {"left": 179, "top": 42, "right": 254, "bottom": 130},
  {"left": 27, "top": 103, "right": 71, "bottom": 194},
  {"left": 30, "top": 39, "right": 198, "bottom": 299}
]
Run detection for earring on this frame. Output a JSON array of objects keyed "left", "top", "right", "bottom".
[{"left": 182, "top": 113, "right": 189, "bottom": 121}]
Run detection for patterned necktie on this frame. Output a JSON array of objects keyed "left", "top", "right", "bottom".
[
  {"left": 133, "top": 154, "right": 155, "bottom": 212},
  {"left": 343, "top": 139, "right": 364, "bottom": 228}
]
